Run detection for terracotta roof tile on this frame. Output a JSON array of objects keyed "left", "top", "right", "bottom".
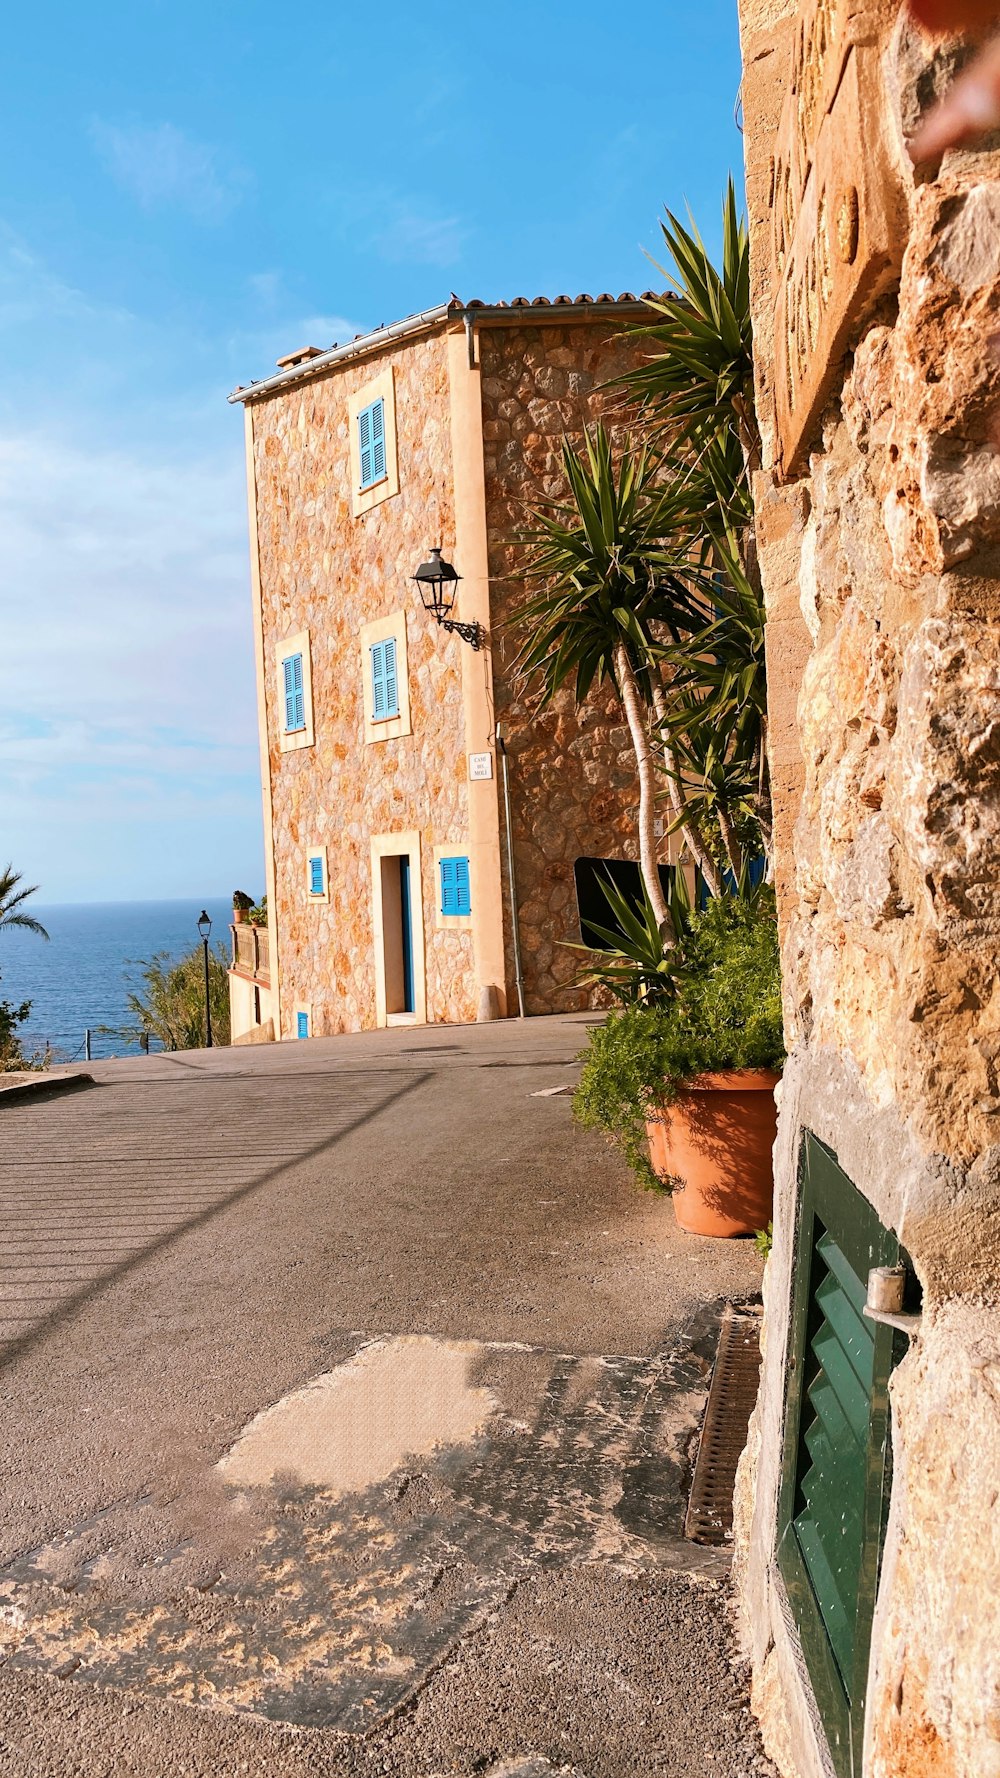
[{"left": 460, "top": 290, "right": 668, "bottom": 311}]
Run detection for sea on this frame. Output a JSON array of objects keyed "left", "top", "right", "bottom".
[{"left": 0, "top": 898, "right": 235, "bottom": 1062}]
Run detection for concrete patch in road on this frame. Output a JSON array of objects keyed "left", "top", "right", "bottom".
[
  {"left": 218, "top": 1335, "right": 494, "bottom": 1494},
  {"left": 0, "top": 1313, "right": 724, "bottom": 1732}
]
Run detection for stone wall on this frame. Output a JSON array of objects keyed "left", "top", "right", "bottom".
[
  {"left": 734, "top": 3, "right": 1000, "bottom": 1774},
  {"left": 479, "top": 320, "right": 656, "bottom": 1015},
  {"left": 250, "top": 332, "right": 477, "bottom": 1035}
]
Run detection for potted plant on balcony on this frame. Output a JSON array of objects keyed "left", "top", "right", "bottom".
[
  {"left": 574, "top": 892, "right": 784, "bottom": 1236},
  {"left": 232, "top": 890, "right": 254, "bottom": 925}
]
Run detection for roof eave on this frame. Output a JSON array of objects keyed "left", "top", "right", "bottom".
[{"left": 228, "top": 293, "right": 666, "bottom": 406}]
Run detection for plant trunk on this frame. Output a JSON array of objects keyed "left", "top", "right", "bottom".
[
  {"left": 649, "top": 676, "right": 722, "bottom": 899},
  {"left": 615, "top": 643, "right": 672, "bottom": 939},
  {"left": 716, "top": 804, "right": 743, "bottom": 882}
]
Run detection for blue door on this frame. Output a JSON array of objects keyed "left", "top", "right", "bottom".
[{"left": 399, "top": 856, "right": 415, "bottom": 1014}]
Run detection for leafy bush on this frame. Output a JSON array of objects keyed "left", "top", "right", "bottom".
[
  {"left": 0, "top": 988, "right": 35, "bottom": 1071},
  {"left": 232, "top": 889, "right": 255, "bottom": 912},
  {"left": 113, "top": 944, "right": 232, "bottom": 1051},
  {"left": 573, "top": 893, "right": 785, "bottom": 1189}
]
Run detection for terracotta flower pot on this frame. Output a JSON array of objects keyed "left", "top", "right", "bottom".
[
  {"left": 232, "top": 907, "right": 246, "bottom": 924},
  {"left": 646, "top": 1069, "right": 780, "bottom": 1238}
]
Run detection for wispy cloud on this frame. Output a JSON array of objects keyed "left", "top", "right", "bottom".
[
  {"left": 373, "top": 201, "right": 466, "bottom": 267},
  {"left": 90, "top": 118, "right": 248, "bottom": 221},
  {"left": 0, "top": 423, "right": 261, "bottom": 892},
  {"left": 328, "top": 187, "right": 468, "bottom": 269},
  {"left": 0, "top": 226, "right": 135, "bottom": 332}
]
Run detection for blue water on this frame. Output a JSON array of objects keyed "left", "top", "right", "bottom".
[{"left": 0, "top": 899, "right": 234, "bottom": 1061}]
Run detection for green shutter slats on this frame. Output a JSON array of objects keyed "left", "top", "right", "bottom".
[
  {"left": 810, "top": 1322, "right": 872, "bottom": 1434},
  {"left": 814, "top": 1271, "right": 875, "bottom": 1387},
  {"left": 816, "top": 1230, "right": 870, "bottom": 1315},
  {"left": 778, "top": 1134, "right": 914, "bottom": 1778},
  {"left": 800, "top": 1423, "right": 866, "bottom": 1557},
  {"left": 793, "top": 1513, "right": 855, "bottom": 1682},
  {"left": 806, "top": 1368, "right": 868, "bottom": 1460},
  {"left": 797, "top": 1475, "right": 863, "bottom": 1619},
  {"left": 283, "top": 652, "right": 305, "bottom": 730}
]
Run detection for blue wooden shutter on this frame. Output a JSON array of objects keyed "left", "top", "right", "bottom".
[
  {"left": 370, "top": 641, "right": 386, "bottom": 718},
  {"left": 440, "top": 856, "right": 471, "bottom": 916},
  {"left": 283, "top": 652, "right": 304, "bottom": 730},
  {"left": 296, "top": 1010, "right": 309, "bottom": 1039},
  {"left": 359, "top": 399, "right": 386, "bottom": 489},
  {"left": 370, "top": 398, "right": 385, "bottom": 481},
  {"left": 358, "top": 404, "right": 373, "bottom": 487},
  {"left": 381, "top": 637, "right": 398, "bottom": 716},
  {"left": 370, "top": 638, "right": 399, "bottom": 720},
  {"left": 309, "top": 855, "right": 324, "bottom": 896}
]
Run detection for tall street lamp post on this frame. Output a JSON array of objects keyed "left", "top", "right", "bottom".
[{"left": 197, "top": 910, "right": 213, "bottom": 1049}]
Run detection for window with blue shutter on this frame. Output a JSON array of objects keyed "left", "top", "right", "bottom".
[
  {"left": 439, "top": 855, "right": 471, "bottom": 917},
  {"left": 369, "top": 638, "right": 399, "bottom": 720},
  {"left": 282, "top": 652, "right": 305, "bottom": 731},
  {"left": 358, "top": 398, "right": 386, "bottom": 489},
  {"left": 308, "top": 855, "right": 325, "bottom": 897},
  {"left": 296, "top": 1010, "right": 309, "bottom": 1039}
]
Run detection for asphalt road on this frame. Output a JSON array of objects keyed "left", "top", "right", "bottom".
[{"left": 0, "top": 1016, "right": 773, "bottom": 1778}]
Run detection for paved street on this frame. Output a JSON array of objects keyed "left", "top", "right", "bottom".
[{"left": 0, "top": 1017, "right": 772, "bottom": 1777}]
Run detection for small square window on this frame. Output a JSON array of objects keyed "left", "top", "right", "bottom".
[
  {"left": 282, "top": 652, "right": 305, "bottom": 732},
  {"left": 296, "top": 1010, "right": 310, "bottom": 1039},
  {"left": 358, "top": 398, "right": 386, "bottom": 490},
  {"left": 369, "top": 637, "right": 399, "bottom": 720},
  {"left": 439, "top": 856, "right": 471, "bottom": 917}
]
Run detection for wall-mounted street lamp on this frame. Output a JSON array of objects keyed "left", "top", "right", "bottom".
[
  {"left": 197, "top": 909, "right": 214, "bottom": 1049},
  {"left": 412, "top": 548, "right": 482, "bottom": 650}
]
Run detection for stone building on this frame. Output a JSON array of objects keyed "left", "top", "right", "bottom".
[
  {"left": 228, "top": 295, "right": 661, "bottom": 1041},
  {"left": 734, "top": 1, "right": 1000, "bottom": 1774}
]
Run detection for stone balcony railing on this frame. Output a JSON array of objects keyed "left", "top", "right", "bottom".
[{"left": 230, "top": 921, "right": 270, "bottom": 985}]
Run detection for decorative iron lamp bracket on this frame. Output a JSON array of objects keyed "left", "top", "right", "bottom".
[{"left": 412, "top": 547, "right": 483, "bottom": 650}]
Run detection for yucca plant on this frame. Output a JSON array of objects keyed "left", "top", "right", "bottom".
[
  {"left": 513, "top": 425, "right": 692, "bottom": 935},
  {"left": 566, "top": 867, "right": 697, "bottom": 1006},
  {"left": 622, "top": 177, "right": 758, "bottom": 481}
]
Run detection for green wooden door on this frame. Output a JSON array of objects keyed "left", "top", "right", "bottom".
[{"left": 778, "top": 1133, "right": 909, "bottom": 1778}]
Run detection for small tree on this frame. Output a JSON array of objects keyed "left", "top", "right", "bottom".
[
  {"left": 0, "top": 992, "right": 34, "bottom": 1071},
  {"left": 118, "top": 945, "right": 231, "bottom": 1051},
  {"left": 0, "top": 865, "right": 49, "bottom": 1070}
]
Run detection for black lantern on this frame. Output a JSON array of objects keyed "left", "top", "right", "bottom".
[
  {"left": 197, "top": 910, "right": 214, "bottom": 1048},
  {"left": 412, "top": 547, "right": 482, "bottom": 649}
]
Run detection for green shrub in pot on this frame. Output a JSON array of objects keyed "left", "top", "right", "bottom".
[{"left": 573, "top": 892, "right": 785, "bottom": 1190}]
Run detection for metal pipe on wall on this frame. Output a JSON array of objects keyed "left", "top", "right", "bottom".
[{"left": 496, "top": 723, "right": 526, "bottom": 1019}]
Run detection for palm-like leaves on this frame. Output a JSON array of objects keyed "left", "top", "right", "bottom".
[
  {"left": 622, "top": 178, "right": 758, "bottom": 473},
  {"left": 513, "top": 424, "right": 687, "bottom": 705},
  {"left": 568, "top": 869, "right": 695, "bottom": 1006},
  {"left": 0, "top": 866, "right": 49, "bottom": 940}
]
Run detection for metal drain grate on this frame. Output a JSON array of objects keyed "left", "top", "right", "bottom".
[{"left": 684, "top": 1305, "right": 763, "bottom": 1547}]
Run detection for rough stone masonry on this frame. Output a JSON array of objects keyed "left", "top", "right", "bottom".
[{"left": 733, "top": 0, "right": 1000, "bottom": 1774}]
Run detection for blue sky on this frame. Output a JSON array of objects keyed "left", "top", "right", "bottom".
[{"left": 0, "top": 0, "right": 744, "bottom": 903}]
